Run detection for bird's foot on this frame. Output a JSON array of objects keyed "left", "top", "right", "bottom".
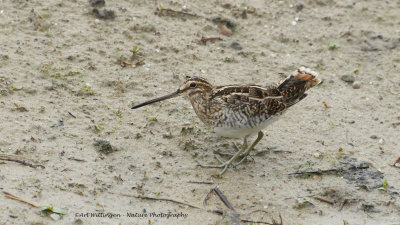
[
  {"left": 233, "top": 131, "right": 265, "bottom": 166},
  {"left": 197, "top": 159, "right": 231, "bottom": 176},
  {"left": 198, "top": 142, "right": 249, "bottom": 176}
]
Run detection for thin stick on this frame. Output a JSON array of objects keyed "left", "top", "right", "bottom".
[
  {"left": 188, "top": 181, "right": 214, "bottom": 185},
  {"left": 68, "top": 157, "right": 86, "bottom": 162},
  {"left": 203, "top": 187, "right": 214, "bottom": 206},
  {"left": 208, "top": 209, "right": 223, "bottom": 215},
  {"left": 3, "top": 191, "right": 40, "bottom": 208},
  {"left": 289, "top": 164, "right": 369, "bottom": 176},
  {"left": 68, "top": 112, "right": 76, "bottom": 118},
  {"left": 213, "top": 187, "right": 235, "bottom": 211},
  {"left": 248, "top": 209, "right": 271, "bottom": 215},
  {"left": 0, "top": 155, "right": 45, "bottom": 169},
  {"left": 157, "top": 7, "right": 202, "bottom": 18},
  {"left": 241, "top": 219, "right": 281, "bottom": 225},
  {"left": 314, "top": 196, "right": 334, "bottom": 205},
  {"left": 339, "top": 199, "right": 348, "bottom": 211}
]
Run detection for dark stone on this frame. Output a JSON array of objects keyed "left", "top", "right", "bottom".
[
  {"left": 340, "top": 75, "right": 356, "bottom": 83},
  {"left": 89, "top": 0, "right": 105, "bottom": 8},
  {"left": 341, "top": 75, "right": 355, "bottom": 83},
  {"left": 230, "top": 42, "right": 242, "bottom": 50},
  {"left": 295, "top": 2, "right": 304, "bottom": 11}
]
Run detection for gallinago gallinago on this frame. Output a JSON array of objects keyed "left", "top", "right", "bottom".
[{"left": 131, "top": 67, "right": 320, "bottom": 175}]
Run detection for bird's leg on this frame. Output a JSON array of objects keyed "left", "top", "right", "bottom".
[
  {"left": 198, "top": 137, "right": 248, "bottom": 176},
  {"left": 234, "top": 131, "right": 264, "bottom": 166}
]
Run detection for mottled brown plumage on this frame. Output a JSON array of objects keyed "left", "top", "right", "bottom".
[{"left": 131, "top": 67, "right": 321, "bottom": 175}]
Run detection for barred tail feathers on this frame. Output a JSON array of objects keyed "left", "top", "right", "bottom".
[{"left": 278, "top": 67, "right": 321, "bottom": 91}]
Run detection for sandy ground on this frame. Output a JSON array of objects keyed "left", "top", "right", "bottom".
[{"left": 1, "top": 0, "right": 400, "bottom": 224}]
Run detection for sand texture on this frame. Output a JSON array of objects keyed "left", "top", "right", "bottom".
[{"left": 1, "top": 0, "right": 400, "bottom": 224}]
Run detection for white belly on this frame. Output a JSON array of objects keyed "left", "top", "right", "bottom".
[{"left": 213, "top": 115, "right": 281, "bottom": 138}]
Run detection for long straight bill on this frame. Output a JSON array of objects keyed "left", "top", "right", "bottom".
[{"left": 131, "top": 91, "right": 179, "bottom": 109}]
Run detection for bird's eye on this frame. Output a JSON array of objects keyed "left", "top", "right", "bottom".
[{"left": 189, "top": 82, "right": 196, "bottom": 87}]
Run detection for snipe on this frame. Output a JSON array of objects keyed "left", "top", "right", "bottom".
[{"left": 131, "top": 67, "right": 321, "bottom": 175}]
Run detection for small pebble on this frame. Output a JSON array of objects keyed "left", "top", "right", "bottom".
[
  {"left": 352, "top": 81, "right": 361, "bottom": 89},
  {"left": 341, "top": 75, "right": 355, "bottom": 83},
  {"left": 230, "top": 42, "right": 242, "bottom": 50},
  {"left": 219, "top": 24, "right": 232, "bottom": 36},
  {"left": 89, "top": 0, "right": 105, "bottom": 8},
  {"left": 313, "top": 152, "right": 321, "bottom": 158},
  {"left": 295, "top": 2, "right": 304, "bottom": 11},
  {"left": 378, "top": 138, "right": 384, "bottom": 144},
  {"left": 370, "top": 135, "right": 377, "bottom": 139},
  {"left": 50, "top": 213, "right": 61, "bottom": 221}
]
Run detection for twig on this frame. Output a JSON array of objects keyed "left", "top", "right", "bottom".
[
  {"left": 68, "top": 112, "right": 76, "bottom": 118},
  {"left": 0, "top": 155, "right": 45, "bottom": 169},
  {"left": 68, "top": 157, "right": 86, "bottom": 162},
  {"left": 208, "top": 209, "right": 223, "bottom": 215},
  {"left": 188, "top": 181, "right": 214, "bottom": 185},
  {"left": 199, "top": 37, "right": 223, "bottom": 45},
  {"left": 241, "top": 219, "right": 281, "bottom": 225},
  {"left": 289, "top": 168, "right": 340, "bottom": 176},
  {"left": 205, "top": 187, "right": 283, "bottom": 224},
  {"left": 339, "top": 199, "right": 348, "bottom": 211},
  {"left": 203, "top": 187, "right": 214, "bottom": 206},
  {"left": 213, "top": 187, "right": 235, "bottom": 211},
  {"left": 156, "top": 7, "right": 202, "bottom": 18},
  {"left": 3, "top": 191, "right": 40, "bottom": 208},
  {"left": 274, "top": 214, "right": 284, "bottom": 225},
  {"left": 289, "top": 164, "right": 369, "bottom": 176},
  {"left": 247, "top": 209, "right": 271, "bottom": 216},
  {"left": 314, "top": 196, "right": 334, "bottom": 205}
]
